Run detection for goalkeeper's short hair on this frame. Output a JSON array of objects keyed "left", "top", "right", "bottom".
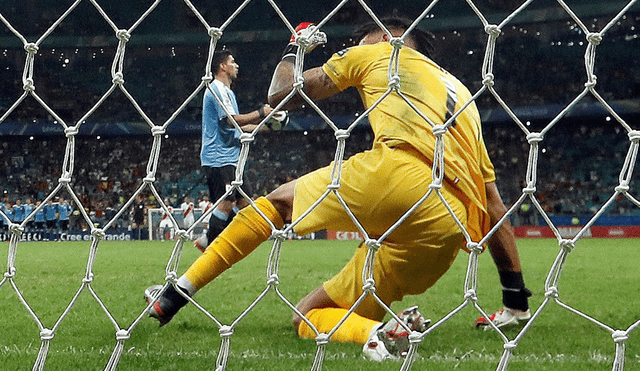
[{"left": 352, "top": 15, "right": 435, "bottom": 58}]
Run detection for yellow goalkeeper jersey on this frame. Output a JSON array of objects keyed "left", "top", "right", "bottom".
[{"left": 322, "top": 42, "right": 495, "bottom": 242}]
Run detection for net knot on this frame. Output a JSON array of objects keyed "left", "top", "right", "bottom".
[
  {"left": 334, "top": 129, "right": 349, "bottom": 140},
  {"left": 4, "top": 267, "right": 16, "bottom": 279},
  {"left": 408, "top": 331, "right": 423, "bottom": 344},
  {"left": 466, "top": 242, "right": 483, "bottom": 254},
  {"left": 175, "top": 229, "right": 189, "bottom": 241},
  {"left": 143, "top": 175, "right": 156, "bottom": 183},
  {"left": 9, "top": 223, "right": 24, "bottom": 235},
  {"left": 484, "top": 25, "right": 501, "bottom": 38},
  {"left": 116, "top": 29, "right": 131, "bottom": 42},
  {"left": 219, "top": 325, "right": 234, "bottom": 338},
  {"left": 58, "top": 175, "right": 72, "bottom": 184},
  {"left": 65, "top": 126, "right": 78, "bottom": 137},
  {"left": 91, "top": 228, "right": 105, "bottom": 240},
  {"left": 82, "top": 273, "right": 94, "bottom": 283},
  {"left": 201, "top": 73, "right": 213, "bottom": 83},
  {"left": 429, "top": 181, "right": 443, "bottom": 190},
  {"left": 271, "top": 229, "right": 287, "bottom": 241},
  {"left": 365, "top": 238, "right": 381, "bottom": 251},
  {"left": 612, "top": 330, "right": 629, "bottom": 343},
  {"left": 267, "top": 274, "right": 280, "bottom": 286},
  {"left": 326, "top": 182, "right": 340, "bottom": 190},
  {"left": 24, "top": 43, "right": 39, "bottom": 54},
  {"left": 464, "top": 289, "right": 477, "bottom": 302},
  {"left": 432, "top": 125, "right": 448, "bottom": 137},
  {"left": 559, "top": 239, "right": 575, "bottom": 253},
  {"left": 151, "top": 126, "right": 165, "bottom": 136},
  {"left": 296, "top": 35, "right": 312, "bottom": 49},
  {"left": 504, "top": 341, "right": 518, "bottom": 350},
  {"left": 239, "top": 133, "right": 254, "bottom": 144},
  {"left": 112, "top": 72, "right": 125, "bottom": 85},
  {"left": 545, "top": 286, "right": 559, "bottom": 298},
  {"left": 522, "top": 185, "right": 536, "bottom": 194},
  {"left": 23, "top": 78, "right": 35, "bottom": 92},
  {"left": 292, "top": 77, "right": 305, "bottom": 91},
  {"left": 526, "top": 132, "right": 544, "bottom": 143},
  {"left": 615, "top": 184, "right": 629, "bottom": 193},
  {"left": 40, "top": 329, "right": 54, "bottom": 341},
  {"left": 164, "top": 272, "right": 177, "bottom": 282},
  {"left": 208, "top": 27, "right": 223, "bottom": 39},
  {"left": 628, "top": 130, "right": 640, "bottom": 142},
  {"left": 115, "top": 329, "right": 130, "bottom": 341},
  {"left": 482, "top": 73, "right": 495, "bottom": 87},
  {"left": 388, "top": 75, "right": 401, "bottom": 89},
  {"left": 230, "top": 179, "right": 242, "bottom": 187},
  {"left": 389, "top": 37, "right": 405, "bottom": 49},
  {"left": 587, "top": 32, "right": 602, "bottom": 46},
  {"left": 362, "top": 278, "right": 376, "bottom": 293},
  {"left": 315, "top": 333, "right": 330, "bottom": 346},
  {"left": 584, "top": 76, "right": 597, "bottom": 89}
]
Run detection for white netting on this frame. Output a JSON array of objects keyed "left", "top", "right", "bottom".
[{"left": 1, "top": 1, "right": 639, "bottom": 370}]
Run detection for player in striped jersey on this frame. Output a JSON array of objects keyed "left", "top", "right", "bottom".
[{"left": 159, "top": 198, "right": 175, "bottom": 241}]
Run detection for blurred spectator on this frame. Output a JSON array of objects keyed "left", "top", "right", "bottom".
[
  {"left": 57, "top": 197, "right": 73, "bottom": 233},
  {"left": 34, "top": 200, "right": 46, "bottom": 230},
  {"left": 44, "top": 199, "right": 58, "bottom": 232},
  {"left": 12, "top": 198, "right": 24, "bottom": 224},
  {"left": 131, "top": 194, "right": 146, "bottom": 240}
]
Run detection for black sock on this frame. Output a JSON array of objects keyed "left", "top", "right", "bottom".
[
  {"left": 161, "top": 285, "right": 189, "bottom": 315},
  {"left": 499, "top": 271, "right": 532, "bottom": 311},
  {"left": 206, "top": 215, "right": 227, "bottom": 243}
]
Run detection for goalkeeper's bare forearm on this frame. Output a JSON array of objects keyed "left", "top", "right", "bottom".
[
  {"left": 267, "top": 61, "right": 339, "bottom": 110},
  {"left": 485, "top": 181, "right": 531, "bottom": 311},
  {"left": 485, "top": 181, "right": 521, "bottom": 273}
]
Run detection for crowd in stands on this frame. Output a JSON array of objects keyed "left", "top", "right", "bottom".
[{"left": 0, "top": 116, "right": 637, "bottom": 237}]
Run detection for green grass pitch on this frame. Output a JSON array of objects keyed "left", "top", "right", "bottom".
[{"left": 1, "top": 238, "right": 638, "bottom": 370}]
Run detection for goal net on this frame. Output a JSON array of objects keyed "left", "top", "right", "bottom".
[
  {"left": 1, "top": 1, "right": 639, "bottom": 371},
  {"left": 146, "top": 207, "right": 207, "bottom": 241}
]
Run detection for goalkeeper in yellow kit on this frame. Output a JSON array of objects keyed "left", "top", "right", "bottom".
[{"left": 145, "top": 16, "right": 531, "bottom": 361}]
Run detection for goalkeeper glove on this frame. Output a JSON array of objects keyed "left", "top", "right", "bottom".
[{"left": 281, "top": 22, "right": 327, "bottom": 62}]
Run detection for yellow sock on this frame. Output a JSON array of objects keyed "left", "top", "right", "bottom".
[
  {"left": 184, "top": 197, "right": 284, "bottom": 290},
  {"left": 297, "top": 308, "right": 381, "bottom": 345}
]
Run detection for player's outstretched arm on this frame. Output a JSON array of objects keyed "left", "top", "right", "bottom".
[
  {"left": 268, "top": 23, "right": 340, "bottom": 109},
  {"left": 229, "top": 104, "right": 273, "bottom": 132}
]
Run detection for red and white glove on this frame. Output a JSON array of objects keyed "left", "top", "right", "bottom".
[{"left": 282, "top": 22, "right": 327, "bottom": 61}]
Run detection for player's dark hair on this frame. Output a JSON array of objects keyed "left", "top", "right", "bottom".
[
  {"left": 212, "top": 50, "right": 233, "bottom": 74},
  {"left": 353, "top": 16, "right": 435, "bottom": 58}
]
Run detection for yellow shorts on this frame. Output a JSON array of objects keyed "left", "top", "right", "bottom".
[{"left": 293, "top": 142, "right": 468, "bottom": 320}]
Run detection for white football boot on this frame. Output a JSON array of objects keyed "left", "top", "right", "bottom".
[
  {"left": 363, "top": 306, "right": 430, "bottom": 361},
  {"left": 475, "top": 307, "right": 532, "bottom": 330}
]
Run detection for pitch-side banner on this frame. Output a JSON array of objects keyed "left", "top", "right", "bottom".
[
  {"left": 514, "top": 226, "right": 640, "bottom": 238},
  {"left": 326, "top": 226, "right": 640, "bottom": 241},
  {"left": 0, "top": 229, "right": 133, "bottom": 242}
]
